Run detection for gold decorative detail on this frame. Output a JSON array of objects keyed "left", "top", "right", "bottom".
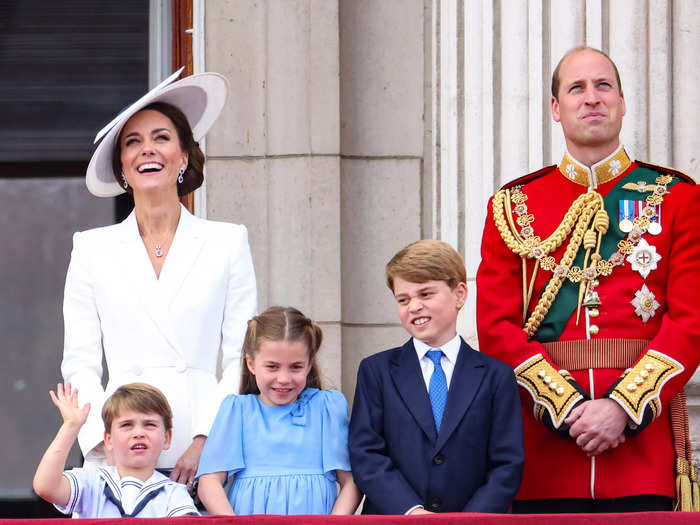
[
  {"left": 609, "top": 350, "right": 684, "bottom": 424},
  {"left": 633, "top": 216, "right": 651, "bottom": 230},
  {"left": 583, "top": 229, "right": 597, "bottom": 249},
  {"left": 568, "top": 267, "right": 583, "bottom": 282},
  {"left": 596, "top": 260, "right": 613, "bottom": 276},
  {"left": 492, "top": 166, "right": 674, "bottom": 339},
  {"left": 618, "top": 240, "right": 635, "bottom": 255},
  {"left": 622, "top": 181, "right": 659, "bottom": 193},
  {"left": 541, "top": 256, "right": 556, "bottom": 271},
  {"left": 558, "top": 147, "right": 632, "bottom": 187},
  {"left": 511, "top": 189, "right": 527, "bottom": 204},
  {"left": 589, "top": 324, "right": 600, "bottom": 336},
  {"left": 647, "top": 194, "right": 663, "bottom": 206},
  {"left": 517, "top": 213, "right": 535, "bottom": 227},
  {"left": 656, "top": 174, "right": 673, "bottom": 185},
  {"left": 523, "top": 236, "right": 540, "bottom": 248},
  {"left": 515, "top": 354, "right": 583, "bottom": 428}
]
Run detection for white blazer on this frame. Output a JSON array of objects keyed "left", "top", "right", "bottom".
[{"left": 61, "top": 205, "right": 257, "bottom": 468}]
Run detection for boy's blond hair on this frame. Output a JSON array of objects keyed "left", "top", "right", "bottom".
[
  {"left": 102, "top": 383, "right": 173, "bottom": 433},
  {"left": 386, "top": 239, "right": 466, "bottom": 291}
]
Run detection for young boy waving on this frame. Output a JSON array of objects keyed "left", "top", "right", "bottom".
[{"left": 33, "top": 382, "right": 197, "bottom": 518}]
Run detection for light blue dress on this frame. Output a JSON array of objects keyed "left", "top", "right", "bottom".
[{"left": 196, "top": 388, "right": 351, "bottom": 515}]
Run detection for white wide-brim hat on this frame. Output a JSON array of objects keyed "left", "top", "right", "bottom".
[{"left": 86, "top": 68, "right": 229, "bottom": 197}]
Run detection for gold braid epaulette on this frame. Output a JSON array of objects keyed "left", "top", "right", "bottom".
[{"left": 492, "top": 189, "right": 604, "bottom": 337}]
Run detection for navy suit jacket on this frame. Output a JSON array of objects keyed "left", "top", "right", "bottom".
[{"left": 349, "top": 337, "right": 524, "bottom": 514}]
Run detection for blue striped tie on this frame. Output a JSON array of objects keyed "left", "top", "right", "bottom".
[{"left": 426, "top": 350, "right": 447, "bottom": 433}]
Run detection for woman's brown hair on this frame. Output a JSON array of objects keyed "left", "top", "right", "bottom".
[
  {"left": 112, "top": 101, "right": 205, "bottom": 197},
  {"left": 240, "top": 306, "right": 324, "bottom": 395}
]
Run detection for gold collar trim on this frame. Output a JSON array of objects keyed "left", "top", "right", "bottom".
[{"left": 558, "top": 146, "right": 631, "bottom": 188}]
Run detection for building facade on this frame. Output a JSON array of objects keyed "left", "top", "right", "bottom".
[{"left": 198, "top": 0, "right": 700, "bottom": 462}]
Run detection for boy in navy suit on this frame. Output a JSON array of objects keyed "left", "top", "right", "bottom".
[{"left": 349, "top": 239, "right": 524, "bottom": 514}]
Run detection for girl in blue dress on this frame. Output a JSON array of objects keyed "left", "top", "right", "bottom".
[{"left": 196, "top": 306, "right": 361, "bottom": 515}]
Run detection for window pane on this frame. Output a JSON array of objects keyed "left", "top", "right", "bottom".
[{"left": 0, "top": 0, "right": 149, "bottom": 162}]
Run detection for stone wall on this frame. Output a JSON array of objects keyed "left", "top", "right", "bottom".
[{"left": 200, "top": 0, "right": 700, "bottom": 462}]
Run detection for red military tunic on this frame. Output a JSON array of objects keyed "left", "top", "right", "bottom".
[{"left": 477, "top": 146, "right": 700, "bottom": 501}]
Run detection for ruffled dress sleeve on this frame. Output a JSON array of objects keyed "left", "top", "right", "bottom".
[
  {"left": 196, "top": 395, "right": 245, "bottom": 482},
  {"left": 320, "top": 389, "right": 351, "bottom": 481}
]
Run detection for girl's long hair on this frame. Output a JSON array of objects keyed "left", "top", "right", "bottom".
[{"left": 239, "top": 306, "right": 323, "bottom": 395}]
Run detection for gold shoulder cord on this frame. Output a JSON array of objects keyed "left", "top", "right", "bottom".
[
  {"left": 492, "top": 188, "right": 607, "bottom": 337},
  {"left": 492, "top": 174, "right": 674, "bottom": 338}
]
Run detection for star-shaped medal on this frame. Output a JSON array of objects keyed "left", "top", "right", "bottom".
[
  {"left": 626, "top": 238, "right": 661, "bottom": 278},
  {"left": 631, "top": 284, "right": 661, "bottom": 323}
]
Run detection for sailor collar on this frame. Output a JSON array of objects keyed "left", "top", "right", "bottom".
[
  {"left": 98, "top": 466, "right": 170, "bottom": 517},
  {"left": 558, "top": 145, "right": 631, "bottom": 188}
]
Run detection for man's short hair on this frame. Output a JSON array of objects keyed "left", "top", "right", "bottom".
[
  {"left": 102, "top": 383, "right": 173, "bottom": 433},
  {"left": 386, "top": 239, "right": 466, "bottom": 292},
  {"left": 551, "top": 46, "right": 622, "bottom": 99}
]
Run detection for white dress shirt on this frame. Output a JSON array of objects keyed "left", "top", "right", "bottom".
[{"left": 413, "top": 334, "right": 462, "bottom": 391}]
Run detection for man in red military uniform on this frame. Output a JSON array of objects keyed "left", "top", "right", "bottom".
[{"left": 477, "top": 46, "right": 700, "bottom": 513}]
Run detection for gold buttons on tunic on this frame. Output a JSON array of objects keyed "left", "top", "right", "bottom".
[{"left": 589, "top": 324, "right": 600, "bottom": 335}]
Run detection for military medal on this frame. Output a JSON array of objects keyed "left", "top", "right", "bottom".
[
  {"left": 619, "top": 200, "right": 635, "bottom": 233},
  {"left": 631, "top": 284, "right": 660, "bottom": 322},
  {"left": 627, "top": 238, "right": 661, "bottom": 278},
  {"left": 648, "top": 205, "right": 662, "bottom": 235}
]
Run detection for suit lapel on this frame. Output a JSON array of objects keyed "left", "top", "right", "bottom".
[
  {"left": 148, "top": 206, "right": 205, "bottom": 356},
  {"left": 156, "top": 205, "right": 205, "bottom": 307},
  {"left": 115, "top": 211, "right": 157, "bottom": 306},
  {"left": 390, "top": 339, "right": 437, "bottom": 443},
  {"left": 435, "top": 340, "right": 485, "bottom": 452},
  {"left": 117, "top": 205, "right": 205, "bottom": 358}
]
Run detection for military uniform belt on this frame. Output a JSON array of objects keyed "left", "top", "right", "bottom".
[{"left": 543, "top": 338, "right": 648, "bottom": 371}]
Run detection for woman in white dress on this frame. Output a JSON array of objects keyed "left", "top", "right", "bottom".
[{"left": 61, "top": 71, "right": 257, "bottom": 492}]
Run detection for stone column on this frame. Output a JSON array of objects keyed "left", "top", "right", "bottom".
[
  {"left": 339, "top": 0, "right": 425, "bottom": 404},
  {"left": 203, "top": 0, "right": 342, "bottom": 389}
]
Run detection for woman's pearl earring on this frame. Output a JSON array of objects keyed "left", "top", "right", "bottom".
[{"left": 121, "top": 172, "right": 128, "bottom": 189}]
